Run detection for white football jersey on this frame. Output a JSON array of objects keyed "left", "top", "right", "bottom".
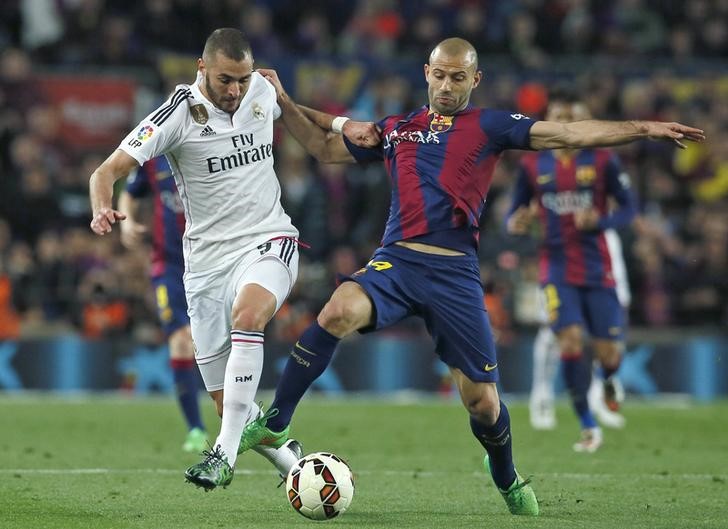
[{"left": 118, "top": 72, "right": 297, "bottom": 272}]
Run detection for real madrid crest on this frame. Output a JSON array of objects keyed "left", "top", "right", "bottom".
[
  {"left": 429, "top": 111, "right": 453, "bottom": 133},
  {"left": 252, "top": 102, "right": 265, "bottom": 120},
  {"left": 190, "top": 104, "right": 208, "bottom": 125}
]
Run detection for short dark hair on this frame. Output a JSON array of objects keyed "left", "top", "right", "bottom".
[
  {"left": 203, "top": 28, "right": 252, "bottom": 62},
  {"left": 548, "top": 84, "right": 580, "bottom": 105}
]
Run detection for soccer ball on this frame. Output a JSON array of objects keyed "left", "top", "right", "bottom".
[{"left": 286, "top": 452, "right": 355, "bottom": 520}]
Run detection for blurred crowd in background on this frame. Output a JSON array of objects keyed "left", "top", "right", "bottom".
[{"left": 0, "top": 0, "right": 727, "bottom": 347}]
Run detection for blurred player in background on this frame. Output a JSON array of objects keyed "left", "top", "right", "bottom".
[
  {"left": 506, "top": 89, "right": 637, "bottom": 452},
  {"left": 529, "top": 227, "right": 630, "bottom": 432},
  {"left": 118, "top": 156, "right": 207, "bottom": 453},
  {"left": 89, "top": 28, "right": 375, "bottom": 491},
  {"left": 236, "top": 38, "right": 702, "bottom": 517}
]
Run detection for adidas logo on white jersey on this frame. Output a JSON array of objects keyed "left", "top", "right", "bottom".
[{"left": 200, "top": 125, "right": 216, "bottom": 137}]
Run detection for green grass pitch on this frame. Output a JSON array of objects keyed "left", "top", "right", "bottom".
[{"left": 1, "top": 395, "right": 726, "bottom": 529}]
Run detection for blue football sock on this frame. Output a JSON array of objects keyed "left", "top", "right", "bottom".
[
  {"left": 171, "top": 359, "right": 204, "bottom": 431},
  {"left": 470, "top": 401, "right": 517, "bottom": 491},
  {"left": 561, "top": 355, "right": 597, "bottom": 429},
  {"left": 267, "top": 322, "right": 339, "bottom": 432}
]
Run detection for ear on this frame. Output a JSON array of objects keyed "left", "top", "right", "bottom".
[
  {"left": 423, "top": 63, "right": 430, "bottom": 80},
  {"left": 472, "top": 69, "right": 483, "bottom": 89},
  {"left": 197, "top": 57, "right": 205, "bottom": 75}
]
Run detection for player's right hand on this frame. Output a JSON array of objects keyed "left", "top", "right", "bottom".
[
  {"left": 257, "top": 68, "right": 285, "bottom": 100},
  {"left": 507, "top": 205, "right": 532, "bottom": 235},
  {"left": 342, "top": 120, "right": 381, "bottom": 148},
  {"left": 90, "top": 208, "right": 126, "bottom": 235},
  {"left": 120, "top": 220, "right": 148, "bottom": 248}
]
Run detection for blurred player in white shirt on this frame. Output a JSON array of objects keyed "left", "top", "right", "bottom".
[{"left": 88, "top": 28, "right": 376, "bottom": 490}]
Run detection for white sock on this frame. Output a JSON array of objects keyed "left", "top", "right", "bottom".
[
  {"left": 214, "top": 330, "right": 264, "bottom": 467},
  {"left": 254, "top": 443, "right": 302, "bottom": 477},
  {"left": 531, "top": 326, "right": 559, "bottom": 401}
]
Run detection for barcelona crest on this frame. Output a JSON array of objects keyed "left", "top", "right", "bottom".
[
  {"left": 576, "top": 165, "right": 596, "bottom": 185},
  {"left": 429, "top": 111, "right": 453, "bottom": 132}
]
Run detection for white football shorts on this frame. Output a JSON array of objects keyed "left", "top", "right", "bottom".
[{"left": 184, "top": 236, "right": 300, "bottom": 391}]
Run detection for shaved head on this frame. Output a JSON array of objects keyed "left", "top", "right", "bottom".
[
  {"left": 424, "top": 38, "right": 482, "bottom": 115},
  {"left": 429, "top": 38, "right": 478, "bottom": 71}
]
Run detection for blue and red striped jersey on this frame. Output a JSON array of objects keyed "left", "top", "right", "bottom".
[
  {"left": 508, "top": 149, "right": 636, "bottom": 287},
  {"left": 124, "top": 156, "right": 185, "bottom": 276},
  {"left": 345, "top": 106, "right": 534, "bottom": 254}
]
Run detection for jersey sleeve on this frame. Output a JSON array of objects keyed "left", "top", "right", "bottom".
[
  {"left": 505, "top": 164, "right": 534, "bottom": 228},
  {"left": 124, "top": 163, "right": 151, "bottom": 198},
  {"left": 598, "top": 154, "right": 637, "bottom": 230},
  {"left": 117, "top": 86, "right": 190, "bottom": 165},
  {"left": 481, "top": 110, "right": 535, "bottom": 151},
  {"left": 342, "top": 116, "right": 387, "bottom": 164}
]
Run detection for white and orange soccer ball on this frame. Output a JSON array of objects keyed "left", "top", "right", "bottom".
[{"left": 286, "top": 452, "right": 355, "bottom": 520}]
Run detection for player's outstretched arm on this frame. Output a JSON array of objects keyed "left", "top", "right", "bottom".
[
  {"left": 89, "top": 150, "right": 139, "bottom": 235},
  {"left": 297, "top": 105, "right": 381, "bottom": 149},
  {"left": 529, "top": 119, "right": 705, "bottom": 151},
  {"left": 258, "top": 68, "right": 379, "bottom": 163}
]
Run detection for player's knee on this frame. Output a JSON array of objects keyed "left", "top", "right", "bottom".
[
  {"left": 318, "top": 300, "right": 360, "bottom": 336},
  {"left": 465, "top": 391, "right": 500, "bottom": 426},
  {"left": 595, "top": 340, "right": 622, "bottom": 367},
  {"left": 168, "top": 326, "right": 194, "bottom": 360},
  {"left": 231, "top": 305, "right": 269, "bottom": 332},
  {"left": 558, "top": 325, "right": 583, "bottom": 357}
]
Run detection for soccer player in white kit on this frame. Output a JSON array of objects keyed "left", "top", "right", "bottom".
[{"left": 88, "top": 28, "right": 376, "bottom": 490}]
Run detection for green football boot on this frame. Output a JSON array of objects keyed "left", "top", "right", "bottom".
[
  {"left": 484, "top": 455, "right": 539, "bottom": 516},
  {"left": 182, "top": 427, "right": 208, "bottom": 453},
  {"left": 184, "top": 445, "right": 234, "bottom": 491},
  {"left": 238, "top": 407, "right": 290, "bottom": 454}
]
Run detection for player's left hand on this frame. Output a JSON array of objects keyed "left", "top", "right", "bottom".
[
  {"left": 642, "top": 121, "right": 706, "bottom": 149},
  {"left": 574, "top": 208, "right": 600, "bottom": 231},
  {"left": 90, "top": 208, "right": 126, "bottom": 235},
  {"left": 342, "top": 120, "right": 381, "bottom": 148}
]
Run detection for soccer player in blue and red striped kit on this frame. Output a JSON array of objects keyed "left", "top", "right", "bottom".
[
  {"left": 119, "top": 156, "right": 207, "bottom": 453},
  {"left": 506, "top": 89, "right": 637, "bottom": 452},
  {"left": 239, "top": 38, "right": 703, "bottom": 516}
]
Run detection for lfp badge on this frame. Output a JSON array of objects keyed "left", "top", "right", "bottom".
[
  {"left": 137, "top": 125, "right": 154, "bottom": 141},
  {"left": 429, "top": 112, "right": 453, "bottom": 132}
]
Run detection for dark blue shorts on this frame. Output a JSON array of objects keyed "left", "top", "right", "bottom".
[
  {"left": 151, "top": 265, "right": 189, "bottom": 337},
  {"left": 543, "top": 282, "right": 624, "bottom": 340},
  {"left": 344, "top": 244, "right": 499, "bottom": 383}
]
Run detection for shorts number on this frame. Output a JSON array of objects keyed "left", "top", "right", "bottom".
[
  {"left": 544, "top": 284, "right": 560, "bottom": 323},
  {"left": 368, "top": 260, "right": 392, "bottom": 272},
  {"left": 156, "top": 285, "right": 172, "bottom": 323}
]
